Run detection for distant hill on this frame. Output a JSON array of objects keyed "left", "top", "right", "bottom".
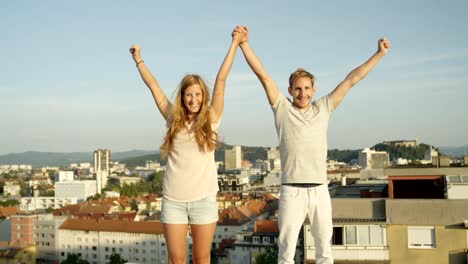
[
  {"left": 3, "top": 143, "right": 466, "bottom": 168},
  {"left": 0, "top": 150, "right": 157, "bottom": 168},
  {"left": 438, "top": 145, "right": 468, "bottom": 157}
]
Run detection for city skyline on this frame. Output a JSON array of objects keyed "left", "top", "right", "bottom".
[{"left": 2, "top": 1, "right": 467, "bottom": 155}]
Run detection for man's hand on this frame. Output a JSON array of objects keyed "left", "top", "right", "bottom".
[{"left": 378, "top": 38, "right": 391, "bottom": 54}]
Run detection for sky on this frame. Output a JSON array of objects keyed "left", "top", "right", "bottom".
[{"left": 1, "top": 0, "right": 467, "bottom": 155}]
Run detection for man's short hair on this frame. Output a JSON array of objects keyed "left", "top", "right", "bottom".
[{"left": 289, "top": 68, "right": 315, "bottom": 88}]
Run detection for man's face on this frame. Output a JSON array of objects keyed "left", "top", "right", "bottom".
[{"left": 288, "top": 77, "right": 316, "bottom": 110}]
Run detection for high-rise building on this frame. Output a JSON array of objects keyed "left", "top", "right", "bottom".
[
  {"left": 224, "top": 145, "right": 242, "bottom": 171},
  {"left": 94, "top": 149, "right": 111, "bottom": 193}
]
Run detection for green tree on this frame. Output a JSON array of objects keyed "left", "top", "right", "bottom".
[
  {"left": 61, "top": 253, "right": 90, "bottom": 264},
  {"left": 19, "top": 181, "right": 27, "bottom": 196},
  {"left": 0, "top": 199, "right": 20, "bottom": 207},
  {"left": 254, "top": 244, "right": 278, "bottom": 264},
  {"left": 130, "top": 199, "right": 139, "bottom": 212},
  {"left": 107, "top": 253, "right": 127, "bottom": 264}
]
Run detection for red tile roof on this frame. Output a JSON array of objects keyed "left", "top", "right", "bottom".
[
  {"left": 0, "top": 206, "right": 18, "bottom": 218},
  {"left": 254, "top": 220, "right": 279, "bottom": 233}
]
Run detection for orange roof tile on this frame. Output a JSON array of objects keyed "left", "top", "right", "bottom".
[
  {"left": 0, "top": 206, "right": 18, "bottom": 218},
  {"left": 53, "top": 204, "right": 81, "bottom": 216},
  {"left": 254, "top": 220, "right": 279, "bottom": 233}
]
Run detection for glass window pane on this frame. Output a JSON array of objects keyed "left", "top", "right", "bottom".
[
  {"left": 345, "top": 226, "right": 357, "bottom": 244},
  {"left": 369, "top": 225, "right": 383, "bottom": 245},
  {"left": 358, "top": 226, "right": 369, "bottom": 245}
]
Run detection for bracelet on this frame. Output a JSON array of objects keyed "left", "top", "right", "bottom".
[{"left": 136, "top": 60, "right": 144, "bottom": 67}]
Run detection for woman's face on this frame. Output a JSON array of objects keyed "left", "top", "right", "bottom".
[{"left": 183, "top": 84, "right": 203, "bottom": 115}]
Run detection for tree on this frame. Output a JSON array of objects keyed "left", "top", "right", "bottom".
[
  {"left": 0, "top": 199, "right": 20, "bottom": 207},
  {"left": 61, "top": 253, "right": 90, "bottom": 264},
  {"left": 254, "top": 244, "right": 278, "bottom": 264},
  {"left": 107, "top": 253, "right": 127, "bottom": 264},
  {"left": 130, "top": 199, "right": 139, "bottom": 212}
]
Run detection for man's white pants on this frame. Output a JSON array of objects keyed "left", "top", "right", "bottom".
[{"left": 278, "top": 184, "right": 333, "bottom": 264}]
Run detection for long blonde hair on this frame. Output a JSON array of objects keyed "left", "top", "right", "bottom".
[{"left": 160, "top": 75, "right": 219, "bottom": 158}]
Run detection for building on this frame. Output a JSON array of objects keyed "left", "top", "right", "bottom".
[
  {"left": 10, "top": 214, "right": 37, "bottom": 248},
  {"left": 263, "top": 171, "right": 281, "bottom": 187},
  {"left": 385, "top": 167, "right": 468, "bottom": 199},
  {"left": 0, "top": 206, "right": 17, "bottom": 244},
  {"left": 0, "top": 246, "right": 36, "bottom": 264},
  {"left": 359, "top": 148, "right": 390, "bottom": 169},
  {"left": 304, "top": 198, "right": 389, "bottom": 264},
  {"left": 108, "top": 176, "right": 141, "bottom": 187},
  {"left": 58, "top": 218, "right": 169, "bottom": 264},
  {"left": 222, "top": 220, "right": 287, "bottom": 264},
  {"left": 252, "top": 160, "right": 269, "bottom": 174},
  {"left": 55, "top": 180, "right": 98, "bottom": 202},
  {"left": 34, "top": 214, "right": 67, "bottom": 264},
  {"left": 3, "top": 182, "right": 21, "bottom": 196},
  {"left": 267, "top": 147, "right": 281, "bottom": 171},
  {"left": 225, "top": 145, "right": 242, "bottom": 170},
  {"left": 382, "top": 140, "right": 418, "bottom": 148},
  {"left": 386, "top": 199, "right": 468, "bottom": 264},
  {"left": 424, "top": 146, "right": 438, "bottom": 162},
  {"left": 94, "top": 149, "right": 111, "bottom": 193},
  {"left": 20, "top": 197, "right": 78, "bottom": 212},
  {"left": 446, "top": 175, "right": 468, "bottom": 199},
  {"left": 56, "top": 171, "right": 74, "bottom": 182},
  {"left": 218, "top": 173, "right": 250, "bottom": 193}
]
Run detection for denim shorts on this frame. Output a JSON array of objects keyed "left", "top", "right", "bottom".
[{"left": 160, "top": 195, "right": 219, "bottom": 225}]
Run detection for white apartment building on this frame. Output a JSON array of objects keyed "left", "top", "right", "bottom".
[
  {"left": 214, "top": 222, "right": 251, "bottom": 249},
  {"left": 20, "top": 197, "right": 78, "bottom": 211},
  {"left": 35, "top": 214, "right": 68, "bottom": 264},
  {"left": 56, "top": 171, "right": 74, "bottom": 182},
  {"left": 94, "top": 149, "right": 111, "bottom": 193},
  {"left": 3, "top": 184, "right": 21, "bottom": 196},
  {"left": 221, "top": 220, "right": 288, "bottom": 264},
  {"left": 218, "top": 173, "right": 250, "bottom": 193},
  {"left": 58, "top": 219, "right": 170, "bottom": 264},
  {"left": 55, "top": 180, "right": 97, "bottom": 202}
]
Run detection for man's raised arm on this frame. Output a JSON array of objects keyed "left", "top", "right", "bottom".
[
  {"left": 330, "top": 38, "right": 391, "bottom": 109},
  {"left": 237, "top": 26, "right": 280, "bottom": 106}
]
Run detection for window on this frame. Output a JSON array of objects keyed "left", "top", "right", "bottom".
[
  {"left": 345, "top": 226, "right": 357, "bottom": 244},
  {"left": 332, "top": 225, "right": 385, "bottom": 246},
  {"left": 408, "top": 226, "right": 435, "bottom": 249},
  {"left": 332, "top": 227, "right": 343, "bottom": 245}
]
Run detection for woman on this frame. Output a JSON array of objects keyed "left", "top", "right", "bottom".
[{"left": 129, "top": 27, "right": 243, "bottom": 264}]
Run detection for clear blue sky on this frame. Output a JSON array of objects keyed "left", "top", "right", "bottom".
[{"left": 1, "top": 0, "right": 467, "bottom": 154}]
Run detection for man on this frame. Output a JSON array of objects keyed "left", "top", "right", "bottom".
[{"left": 235, "top": 26, "right": 390, "bottom": 264}]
